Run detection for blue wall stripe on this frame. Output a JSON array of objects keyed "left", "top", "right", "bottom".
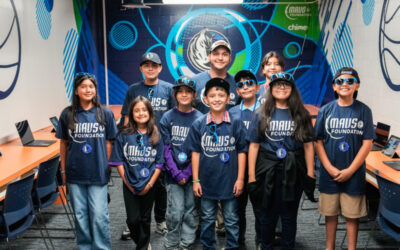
[
  {"left": 339, "top": 1, "right": 352, "bottom": 40},
  {"left": 332, "top": 0, "right": 343, "bottom": 28}
]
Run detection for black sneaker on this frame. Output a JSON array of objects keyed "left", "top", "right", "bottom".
[{"left": 120, "top": 226, "right": 131, "bottom": 240}]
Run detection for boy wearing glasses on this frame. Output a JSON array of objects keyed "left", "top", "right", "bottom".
[
  {"left": 229, "top": 70, "right": 260, "bottom": 249},
  {"left": 314, "top": 67, "right": 374, "bottom": 250},
  {"left": 186, "top": 78, "right": 247, "bottom": 250},
  {"left": 120, "top": 52, "right": 174, "bottom": 239}
]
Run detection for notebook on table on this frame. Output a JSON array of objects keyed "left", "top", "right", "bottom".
[
  {"left": 15, "top": 120, "right": 56, "bottom": 147},
  {"left": 383, "top": 161, "right": 400, "bottom": 171}
]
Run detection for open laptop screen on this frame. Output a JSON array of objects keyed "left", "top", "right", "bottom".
[
  {"left": 374, "top": 122, "right": 390, "bottom": 146},
  {"left": 49, "top": 116, "right": 58, "bottom": 132},
  {"left": 15, "top": 120, "right": 34, "bottom": 145},
  {"left": 382, "top": 135, "right": 400, "bottom": 158}
]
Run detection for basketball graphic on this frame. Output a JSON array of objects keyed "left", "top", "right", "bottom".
[{"left": 0, "top": 0, "right": 21, "bottom": 100}]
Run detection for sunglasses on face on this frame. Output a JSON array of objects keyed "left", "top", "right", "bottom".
[
  {"left": 334, "top": 77, "right": 358, "bottom": 86},
  {"left": 209, "top": 124, "right": 219, "bottom": 144},
  {"left": 270, "top": 72, "right": 294, "bottom": 82},
  {"left": 75, "top": 72, "right": 96, "bottom": 79},
  {"left": 136, "top": 134, "right": 145, "bottom": 152},
  {"left": 147, "top": 87, "right": 154, "bottom": 99},
  {"left": 236, "top": 79, "right": 256, "bottom": 89},
  {"left": 177, "top": 78, "right": 196, "bottom": 88}
]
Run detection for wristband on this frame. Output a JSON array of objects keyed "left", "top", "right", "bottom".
[
  {"left": 192, "top": 180, "right": 200, "bottom": 183},
  {"left": 147, "top": 183, "right": 153, "bottom": 188}
]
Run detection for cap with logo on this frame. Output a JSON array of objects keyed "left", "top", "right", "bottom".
[
  {"left": 140, "top": 52, "right": 162, "bottom": 66},
  {"left": 205, "top": 78, "right": 230, "bottom": 96},
  {"left": 333, "top": 67, "right": 360, "bottom": 83},
  {"left": 209, "top": 40, "right": 231, "bottom": 54}
]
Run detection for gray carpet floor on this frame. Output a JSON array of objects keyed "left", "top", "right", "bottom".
[{"left": 1, "top": 174, "right": 399, "bottom": 250}]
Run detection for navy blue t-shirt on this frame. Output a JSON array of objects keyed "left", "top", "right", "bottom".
[
  {"left": 56, "top": 106, "right": 118, "bottom": 185},
  {"left": 247, "top": 108, "right": 303, "bottom": 152},
  {"left": 186, "top": 112, "right": 248, "bottom": 200},
  {"left": 192, "top": 71, "right": 239, "bottom": 113},
  {"left": 109, "top": 132, "right": 164, "bottom": 193},
  {"left": 229, "top": 102, "right": 260, "bottom": 130},
  {"left": 121, "top": 80, "right": 174, "bottom": 126},
  {"left": 314, "top": 100, "right": 374, "bottom": 195},
  {"left": 160, "top": 107, "right": 203, "bottom": 183},
  {"left": 257, "top": 85, "right": 268, "bottom": 104}
]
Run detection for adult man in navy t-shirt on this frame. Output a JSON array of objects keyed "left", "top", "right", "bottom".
[
  {"left": 192, "top": 40, "right": 239, "bottom": 114},
  {"left": 120, "top": 52, "right": 174, "bottom": 239}
]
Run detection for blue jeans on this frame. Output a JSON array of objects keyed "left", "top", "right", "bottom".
[
  {"left": 164, "top": 183, "right": 198, "bottom": 249},
  {"left": 69, "top": 183, "right": 111, "bottom": 250},
  {"left": 201, "top": 197, "right": 239, "bottom": 250}
]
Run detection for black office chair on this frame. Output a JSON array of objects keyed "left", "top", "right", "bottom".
[
  {"left": 28, "top": 155, "right": 75, "bottom": 245},
  {"left": 0, "top": 173, "right": 48, "bottom": 249}
]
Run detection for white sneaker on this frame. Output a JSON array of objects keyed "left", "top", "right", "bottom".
[
  {"left": 147, "top": 243, "right": 151, "bottom": 250},
  {"left": 155, "top": 221, "right": 168, "bottom": 235}
]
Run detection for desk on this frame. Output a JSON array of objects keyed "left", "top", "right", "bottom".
[
  {"left": 108, "top": 105, "right": 122, "bottom": 120},
  {"left": 366, "top": 151, "right": 400, "bottom": 188},
  {"left": 0, "top": 126, "right": 59, "bottom": 200}
]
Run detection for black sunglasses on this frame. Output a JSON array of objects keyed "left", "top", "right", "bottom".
[
  {"left": 236, "top": 79, "right": 256, "bottom": 89},
  {"left": 177, "top": 78, "right": 196, "bottom": 88},
  {"left": 334, "top": 78, "right": 358, "bottom": 86},
  {"left": 75, "top": 72, "right": 96, "bottom": 79},
  {"left": 270, "top": 72, "right": 294, "bottom": 82}
]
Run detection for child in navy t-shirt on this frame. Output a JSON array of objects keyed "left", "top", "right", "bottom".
[
  {"left": 159, "top": 76, "right": 203, "bottom": 249},
  {"left": 229, "top": 70, "right": 260, "bottom": 247},
  {"left": 314, "top": 67, "right": 374, "bottom": 250},
  {"left": 109, "top": 96, "right": 164, "bottom": 250},
  {"left": 186, "top": 78, "right": 247, "bottom": 249},
  {"left": 246, "top": 72, "right": 315, "bottom": 249},
  {"left": 56, "top": 73, "right": 118, "bottom": 250}
]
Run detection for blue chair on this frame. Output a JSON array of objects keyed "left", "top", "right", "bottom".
[
  {"left": 0, "top": 173, "right": 46, "bottom": 248},
  {"left": 376, "top": 172, "right": 400, "bottom": 242}
]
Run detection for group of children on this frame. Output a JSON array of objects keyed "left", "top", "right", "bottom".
[{"left": 56, "top": 40, "right": 373, "bottom": 250}]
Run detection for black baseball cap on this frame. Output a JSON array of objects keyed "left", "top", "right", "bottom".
[
  {"left": 204, "top": 78, "right": 230, "bottom": 96},
  {"left": 140, "top": 52, "right": 161, "bottom": 66},
  {"left": 173, "top": 76, "right": 196, "bottom": 92},
  {"left": 234, "top": 70, "right": 257, "bottom": 84},
  {"left": 333, "top": 67, "right": 360, "bottom": 83},
  {"left": 209, "top": 40, "right": 231, "bottom": 54}
]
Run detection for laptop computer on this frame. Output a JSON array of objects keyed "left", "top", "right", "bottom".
[
  {"left": 383, "top": 160, "right": 400, "bottom": 171},
  {"left": 49, "top": 116, "right": 58, "bottom": 133},
  {"left": 381, "top": 135, "right": 400, "bottom": 158},
  {"left": 371, "top": 122, "right": 390, "bottom": 151},
  {"left": 15, "top": 120, "right": 56, "bottom": 147}
]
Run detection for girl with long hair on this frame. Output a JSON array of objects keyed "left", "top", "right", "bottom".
[
  {"left": 56, "top": 73, "right": 117, "bottom": 250},
  {"left": 109, "top": 96, "right": 164, "bottom": 250},
  {"left": 247, "top": 72, "right": 316, "bottom": 249}
]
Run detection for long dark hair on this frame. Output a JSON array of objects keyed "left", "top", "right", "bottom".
[
  {"left": 68, "top": 73, "right": 104, "bottom": 132},
  {"left": 260, "top": 51, "right": 286, "bottom": 76},
  {"left": 121, "top": 96, "right": 159, "bottom": 145},
  {"left": 258, "top": 80, "right": 314, "bottom": 142}
]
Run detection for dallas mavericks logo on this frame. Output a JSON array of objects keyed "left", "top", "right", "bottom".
[
  {"left": 178, "top": 152, "right": 187, "bottom": 162},
  {"left": 146, "top": 52, "right": 154, "bottom": 60},
  {"left": 187, "top": 29, "right": 229, "bottom": 72}
]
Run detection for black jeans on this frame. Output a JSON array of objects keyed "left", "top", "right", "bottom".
[
  {"left": 248, "top": 188, "right": 262, "bottom": 245},
  {"left": 154, "top": 176, "right": 167, "bottom": 223},
  {"left": 123, "top": 184, "right": 155, "bottom": 250},
  {"left": 260, "top": 168, "right": 302, "bottom": 250},
  {"left": 237, "top": 177, "right": 249, "bottom": 244}
]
